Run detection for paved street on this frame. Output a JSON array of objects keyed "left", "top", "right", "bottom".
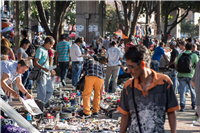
[{"left": 165, "top": 95, "right": 200, "bottom": 133}]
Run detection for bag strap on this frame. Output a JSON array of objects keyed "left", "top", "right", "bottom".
[
  {"left": 132, "top": 79, "right": 142, "bottom": 133},
  {"left": 41, "top": 55, "right": 49, "bottom": 67}
]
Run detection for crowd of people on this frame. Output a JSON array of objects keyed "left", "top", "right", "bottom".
[{"left": 1, "top": 29, "right": 200, "bottom": 131}]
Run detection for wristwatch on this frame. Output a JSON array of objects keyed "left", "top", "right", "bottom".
[{"left": 24, "top": 92, "right": 28, "bottom": 96}]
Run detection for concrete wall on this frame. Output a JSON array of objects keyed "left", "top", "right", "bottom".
[{"left": 76, "top": 1, "right": 106, "bottom": 43}]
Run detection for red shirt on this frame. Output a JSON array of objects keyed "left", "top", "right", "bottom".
[{"left": 126, "top": 42, "right": 134, "bottom": 50}]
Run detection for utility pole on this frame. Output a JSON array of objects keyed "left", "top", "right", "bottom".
[
  {"left": 50, "top": 1, "right": 54, "bottom": 30},
  {"left": 156, "top": 1, "right": 162, "bottom": 41},
  {"left": 14, "top": 1, "right": 19, "bottom": 52},
  {"left": 25, "top": 1, "right": 31, "bottom": 41}
]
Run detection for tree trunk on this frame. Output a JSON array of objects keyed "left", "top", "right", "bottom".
[{"left": 35, "top": 1, "right": 52, "bottom": 36}]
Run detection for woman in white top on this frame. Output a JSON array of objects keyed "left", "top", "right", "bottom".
[{"left": 17, "top": 39, "right": 33, "bottom": 97}]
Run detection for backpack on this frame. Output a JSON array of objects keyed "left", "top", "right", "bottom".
[
  {"left": 34, "top": 37, "right": 40, "bottom": 45},
  {"left": 177, "top": 53, "right": 193, "bottom": 73},
  {"left": 26, "top": 43, "right": 35, "bottom": 57}
]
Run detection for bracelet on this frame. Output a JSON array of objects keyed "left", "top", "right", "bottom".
[{"left": 24, "top": 92, "right": 28, "bottom": 96}]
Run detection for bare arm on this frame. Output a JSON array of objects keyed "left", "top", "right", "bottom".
[
  {"left": 34, "top": 58, "right": 49, "bottom": 72},
  {"left": 16, "top": 77, "right": 33, "bottom": 99},
  {"left": 120, "top": 114, "right": 129, "bottom": 133},
  {"left": 191, "top": 81, "right": 196, "bottom": 89},
  {"left": 1, "top": 73, "right": 19, "bottom": 98},
  {"left": 9, "top": 48, "right": 16, "bottom": 60},
  {"left": 168, "top": 111, "right": 177, "bottom": 133},
  {"left": 163, "top": 55, "right": 169, "bottom": 63}
]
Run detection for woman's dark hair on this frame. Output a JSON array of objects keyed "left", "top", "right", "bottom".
[
  {"left": 21, "top": 30, "right": 28, "bottom": 38},
  {"left": 44, "top": 36, "right": 55, "bottom": 44},
  {"left": 20, "top": 39, "right": 30, "bottom": 47},
  {"left": 1, "top": 45, "right": 9, "bottom": 55},
  {"left": 110, "top": 41, "right": 116, "bottom": 46},
  {"left": 74, "top": 37, "right": 83, "bottom": 44},
  {"left": 185, "top": 43, "right": 193, "bottom": 50},
  {"left": 124, "top": 45, "right": 151, "bottom": 68}
]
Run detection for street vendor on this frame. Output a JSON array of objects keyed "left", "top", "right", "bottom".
[{"left": 0, "top": 59, "right": 33, "bottom": 102}]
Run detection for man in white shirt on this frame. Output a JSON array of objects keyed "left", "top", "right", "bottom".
[
  {"left": 105, "top": 41, "right": 123, "bottom": 93},
  {"left": 70, "top": 37, "right": 85, "bottom": 87},
  {"left": 0, "top": 59, "right": 33, "bottom": 102}
]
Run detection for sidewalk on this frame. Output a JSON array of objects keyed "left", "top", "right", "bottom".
[{"left": 165, "top": 94, "right": 200, "bottom": 133}]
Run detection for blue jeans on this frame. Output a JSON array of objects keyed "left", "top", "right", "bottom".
[
  {"left": 72, "top": 62, "right": 82, "bottom": 87},
  {"left": 37, "top": 72, "right": 53, "bottom": 104},
  {"left": 150, "top": 60, "right": 159, "bottom": 72},
  {"left": 19, "top": 69, "right": 30, "bottom": 97},
  {"left": 169, "top": 70, "right": 179, "bottom": 93},
  {"left": 59, "top": 62, "right": 69, "bottom": 82},
  {"left": 179, "top": 77, "right": 196, "bottom": 109}
]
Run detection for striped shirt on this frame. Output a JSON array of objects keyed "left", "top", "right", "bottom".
[{"left": 56, "top": 41, "right": 71, "bottom": 62}]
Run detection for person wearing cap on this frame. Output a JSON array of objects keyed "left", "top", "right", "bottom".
[
  {"left": 165, "top": 41, "right": 179, "bottom": 93},
  {"left": 55, "top": 34, "right": 71, "bottom": 86}
]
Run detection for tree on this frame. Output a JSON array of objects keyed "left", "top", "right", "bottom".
[
  {"left": 181, "top": 19, "right": 199, "bottom": 37},
  {"left": 161, "top": 1, "right": 200, "bottom": 43},
  {"left": 65, "top": 1, "right": 76, "bottom": 32},
  {"left": 106, "top": 4, "right": 124, "bottom": 33},
  {"left": 35, "top": 1, "right": 71, "bottom": 44},
  {"left": 114, "top": 0, "right": 144, "bottom": 38}
]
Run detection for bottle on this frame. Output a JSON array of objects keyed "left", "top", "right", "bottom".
[{"left": 27, "top": 113, "right": 32, "bottom": 122}]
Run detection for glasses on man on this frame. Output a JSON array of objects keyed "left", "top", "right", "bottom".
[{"left": 127, "top": 62, "right": 140, "bottom": 69}]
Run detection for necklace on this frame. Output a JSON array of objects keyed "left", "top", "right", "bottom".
[{"left": 141, "top": 74, "right": 153, "bottom": 91}]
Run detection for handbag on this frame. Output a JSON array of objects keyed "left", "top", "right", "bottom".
[
  {"left": 132, "top": 79, "right": 142, "bottom": 133},
  {"left": 28, "top": 56, "right": 48, "bottom": 81},
  {"left": 76, "top": 75, "right": 86, "bottom": 92}
]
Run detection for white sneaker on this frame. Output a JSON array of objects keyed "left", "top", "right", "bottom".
[{"left": 185, "top": 92, "right": 190, "bottom": 96}]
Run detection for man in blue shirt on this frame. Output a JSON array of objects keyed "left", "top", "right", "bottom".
[
  {"left": 55, "top": 34, "right": 71, "bottom": 86},
  {"left": 151, "top": 42, "right": 168, "bottom": 72},
  {"left": 34, "top": 36, "right": 55, "bottom": 104}
]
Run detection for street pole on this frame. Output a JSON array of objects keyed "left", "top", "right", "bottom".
[
  {"left": 156, "top": 1, "right": 162, "bottom": 41},
  {"left": 25, "top": 1, "right": 31, "bottom": 42},
  {"left": 14, "top": 1, "right": 19, "bottom": 52},
  {"left": 0, "top": 0, "right": 3, "bottom": 38}
]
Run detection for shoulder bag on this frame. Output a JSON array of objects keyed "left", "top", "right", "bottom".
[
  {"left": 28, "top": 56, "right": 48, "bottom": 81},
  {"left": 132, "top": 79, "right": 142, "bottom": 133}
]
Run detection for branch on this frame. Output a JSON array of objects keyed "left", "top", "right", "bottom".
[
  {"left": 167, "top": 7, "right": 191, "bottom": 33},
  {"left": 149, "top": 2, "right": 157, "bottom": 15},
  {"left": 35, "top": 1, "right": 52, "bottom": 35},
  {"left": 114, "top": 0, "right": 124, "bottom": 34},
  {"left": 127, "top": 1, "right": 132, "bottom": 21}
]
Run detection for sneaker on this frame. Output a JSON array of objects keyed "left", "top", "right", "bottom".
[
  {"left": 185, "top": 92, "right": 190, "bottom": 96},
  {"left": 192, "top": 106, "right": 196, "bottom": 110},
  {"left": 78, "top": 110, "right": 91, "bottom": 117},
  {"left": 194, "top": 121, "right": 200, "bottom": 126},
  {"left": 92, "top": 112, "right": 98, "bottom": 117},
  {"left": 180, "top": 108, "right": 184, "bottom": 112},
  {"left": 62, "top": 81, "right": 66, "bottom": 87}
]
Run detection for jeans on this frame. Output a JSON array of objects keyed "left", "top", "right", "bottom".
[
  {"left": 19, "top": 69, "right": 30, "bottom": 97},
  {"left": 72, "top": 62, "right": 82, "bottom": 87},
  {"left": 105, "top": 66, "right": 120, "bottom": 93},
  {"left": 179, "top": 77, "right": 196, "bottom": 109},
  {"left": 37, "top": 72, "right": 53, "bottom": 104},
  {"left": 24, "top": 68, "right": 33, "bottom": 90},
  {"left": 169, "top": 70, "right": 179, "bottom": 93},
  {"left": 150, "top": 60, "right": 159, "bottom": 72},
  {"left": 59, "top": 62, "right": 69, "bottom": 82}
]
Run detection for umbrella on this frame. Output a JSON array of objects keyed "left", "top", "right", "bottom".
[
  {"left": 69, "top": 32, "right": 76, "bottom": 38},
  {"left": 114, "top": 30, "right": 128, "bottom": 39},
  {"left": 2, "top": 26, "right": 14, "bottom": 33}
]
